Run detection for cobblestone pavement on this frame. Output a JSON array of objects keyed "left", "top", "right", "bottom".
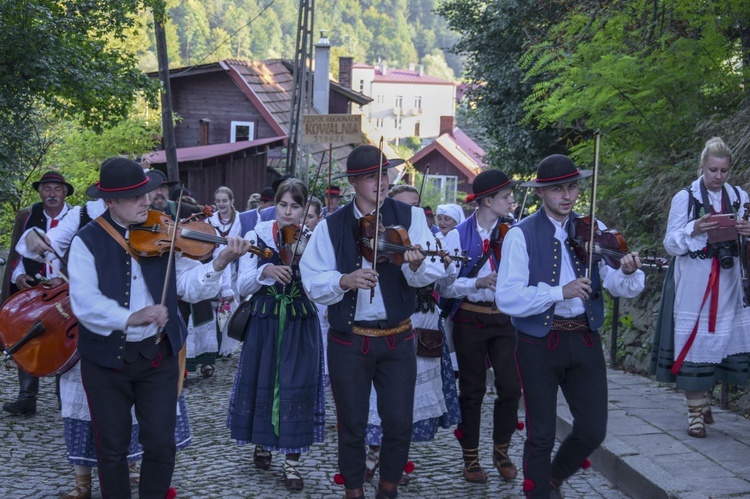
[{"left": 1, "top": 355, "right": 626, "bottom": 498}]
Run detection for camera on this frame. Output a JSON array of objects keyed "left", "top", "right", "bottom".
[{"left": 707, "top": 241, "right": 737, "bottom": 269}]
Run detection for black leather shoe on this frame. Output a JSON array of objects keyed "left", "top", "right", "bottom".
[{"left": 3, "top": 398, "right": 36, "bottom": 415}]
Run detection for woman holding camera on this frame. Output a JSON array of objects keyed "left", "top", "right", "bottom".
[{"left": 659, "top": 137, "right": 750, "bottom": 438}]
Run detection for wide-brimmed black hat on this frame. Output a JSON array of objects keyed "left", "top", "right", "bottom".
[
  {"left": 260, "top": 186, "right": 275, "bottom": 201},
  {"left": 325, "top": 184, "right": 342, "bottom": 197},
  {"left": 33, "top": 171, "right": 74, "bottom": 196},
  {"left": 333, "top": 145, "right": 405, "bottom": 180},
  {"left": 465, "top": 169, "right": 521, "bottom": 203},
  {"left": 85, "top": 157, "right": 161, "bottom": 199},
  {"left": 522, "top": 154, "right": 593, "bottom": 187},
  {"left": 272, "top": 174, "right": 296, "bottom": 192},
  {"left": 146, "top": 169, "right": 181, "bottom": 187}
]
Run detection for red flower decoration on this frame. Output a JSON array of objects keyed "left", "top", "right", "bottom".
[
  {"left": 454, "top": 428, "right": 464, "bottom": 440},
  {"left": 517, "top": 421, "right": 525, "bottom": 431},
  {"left": 581, "top": 458, "right": 591, "bottom": 469},
  {"left": 404, "top": 461, "right": 415, "bottom": 474},
  {"left": 333, "top": 473, "right": 345, "bottom": 485},
  {"left": 165, "top": 487, "right": 178, "bottom": 499},
  {"left": 522, "top": 479, "right": 535, "bottom": 492}
]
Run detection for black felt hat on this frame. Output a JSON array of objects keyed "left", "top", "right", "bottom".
[
  {"left": 522, "top": 154, "right": 593, "bottom": 187},
  {"left": 465, "top": 169, "right": 520, "bottom": 203},
  {"left": 85, "top": 157, "right": 161, "bottom": 199},
  {"left": 325, "top": 184, "right": 342, "bottom": 197},
  {"left": 32, "top": 171, "right": 74, "bottom": 196},
  {"left": 272, "top": 174, "right": 296, "bottom": 192},
  {"left": 146, "top": 169, "right": 181, "bottom": 187},
  {"left": 260, "top": 186, "right": 276, "bottom": 201},
  {"left": 333, "top": 145, "right": 405, "bottom": 180}
]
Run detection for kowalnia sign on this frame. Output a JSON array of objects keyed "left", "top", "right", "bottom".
[{"left": 301, "top": 115, "right": 362, "bottom": 144}]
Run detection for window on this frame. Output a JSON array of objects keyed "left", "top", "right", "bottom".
[
  {"left": 377, "top": 95, "right": 384, "bottom": 104},
  {"left": 395, "top": 96, "right": 403, "bottom": 108},
  {"left": 414, "top": 121, "right": 421, "bottom": 137},
  {"left": 230, "top": 121, "right": 255, "bottom": 142},
  {"left": 414, "top": 96, "right": 422, "bottom": 110},
  {"left": 376, "top": 118, "right": 384, "bottom": 128},
  {"left": 359, "top": 80, "right": 365, "bottom": 93},
  {"left": 427, "top": 174, "right": 458, "bottom": 203}
]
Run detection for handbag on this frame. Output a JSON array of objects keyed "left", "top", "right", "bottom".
[
  {"left": 226, "top": 298, "right": 253, "bottom": 342},
  {"left": 415, "top": 328, "right": 443, "bottom": 358}
]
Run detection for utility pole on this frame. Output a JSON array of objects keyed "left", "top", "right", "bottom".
[
  {"left": 286, "top": 0, "right": 315, "bottom": 177},
  {"left": 154, "top": 13, "right": 179, "bottom": 183}
]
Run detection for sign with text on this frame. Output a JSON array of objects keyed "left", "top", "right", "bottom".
[{"left": 301, "top": 115, "right": 362, "bottom": 144}]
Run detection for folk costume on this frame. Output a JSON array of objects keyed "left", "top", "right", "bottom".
[
  {"left": 300, "top": 145, "right": 444, "bottom": 496},
  {"left": 497, "top": 155, "right": 644, "bottom": 499},
  {"left": 437, "top": 170, "right": 522, "bottom": 484},
  {"left": 68, "top": 158, "right": 229, "bottom": 499},
  {"left": 651, "top": 174, "right": 750, "bottom": 437}
]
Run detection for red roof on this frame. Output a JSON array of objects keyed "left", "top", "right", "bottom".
[
  {"left": 374, "top": 68, "right": 453, "bottom": 85},
  {"left": 409, "top": 127, "right": 485, "bottom": 181},
  {"left": 142, "top": 137, "right": 285, "bottom": 165}
]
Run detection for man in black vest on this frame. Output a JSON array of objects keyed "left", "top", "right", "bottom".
[
  {"left": 2, "top": 171, "right": 74, "bottom": 415},
  {"left": 300, "top": 145, "right": 444, "bottom": 499},
  {"left": 67, "top": 158, "right": 248, "bottom": 499},
  {"left": 436, "top": 169, "right": 522, "bottom": 484},
  {"left": 497, "top": 155, "right": 644, "bottom": 498}
]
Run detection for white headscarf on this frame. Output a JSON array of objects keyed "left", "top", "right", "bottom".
[{"left": 436, "top": 204, "right": 465, "bottom": 225}]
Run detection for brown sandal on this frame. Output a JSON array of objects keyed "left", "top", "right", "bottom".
[
  {"left": 284, "top": 458, "right": 304, "bottom": 491},
  {"left": 461, "top": 448, "right": 488, "bottom": 483},
  {"left": 253, "top": 445, "right": 272, "bottom": 470},
  {"left": 61, "top": 474, "right": 92, "bottom": 499},
  {"left": 687, "top": 399, "right": 706, "bottom": 438},
  {"left": 364, "top": 446, "right": 380, "bottom": 483},
  {"left": 492, "top": 442, "right": 518, "bottom": 481}
]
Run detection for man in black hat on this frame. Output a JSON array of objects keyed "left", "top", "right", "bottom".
[
  {"left": 496, "top": 154, "right": 644, "bottom": 498},
  {"left": 300, "top": 144, "right": 444, "bottom": 499},
  {"left": 66, "top": 157, "right": 249, "bottom": 498},
  {"left": 436, "top": 168, "right": 522, "bottom": 484},
  {"left": 321, "top": 183, "right": 343, "bottom": 217},
  {"left": 1, "top": 170, "right": 74, "bottom": 415},
  {"left": 422, "top": 206, "right": 439, "bottom": 234}
]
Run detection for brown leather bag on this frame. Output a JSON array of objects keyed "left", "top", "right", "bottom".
[
  {"left": 415, "top": 328, "right": 443, "bottom": 358},
  {"left": 227, "top": 298, "right": 253, "bottom": 342}
]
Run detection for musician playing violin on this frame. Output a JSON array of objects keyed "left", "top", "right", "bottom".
[
  {"left": 436, "top": 169, "right": 522, "bottom": 485},
  {"left": 300, "top": 145, "right": 443, "bottom": 499},
  {"left": 228, "top": 178, "right": 324, "bottom": 493},
  {"left": 67, "top": 158, "right": 248, "bottom": 499},
  {"left": 496, "top": 154, "right": 644, "bottom": 499}
]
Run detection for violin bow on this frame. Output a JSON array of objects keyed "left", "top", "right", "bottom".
[
  {"left": 326, "top": 143, "right": 333, "bottom": 214},
  {"left": 289, "top": 149, "right": 328, "bottom": 259},
  {"left": 586, "top": 130, "right": 601, "bottom": 278},
  {"left": 417, "top": 163, "right": 430, "bottom": 206},
  {"left": 31, "top": 227, "right": 69, "bottom": 282},
  {"left": 160, "top": 186, "right": 185, "bottom": 305},
  {"left": 518, "top": 186, "right": 530, "bottom": 222},
  {"left": 370, "top": 137, "right": 385, "bottom": 303}
]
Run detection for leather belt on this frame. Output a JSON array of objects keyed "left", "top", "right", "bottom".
[
  {"left": 551, "top": 318, "right": 590, "bottom": 332},
  {"left": 352, "top": 319, "right": 412, "bottom": 337},
  {"left": 459, "top": 300, "right": 500, "bottom": 315}
]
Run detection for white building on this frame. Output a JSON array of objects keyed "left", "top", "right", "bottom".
[{"left": 344, "top": 60, "right": 456, "bottom": 144}]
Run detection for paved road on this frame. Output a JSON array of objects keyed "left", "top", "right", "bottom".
[{"left": 1, "top": 355, "right": 625, "bottom": 498}]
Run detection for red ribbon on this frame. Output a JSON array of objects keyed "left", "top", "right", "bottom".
[{"left": 672, "top": 257, "right": 720, "bottom": 375}]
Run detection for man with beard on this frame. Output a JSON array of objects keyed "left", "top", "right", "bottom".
[{"left": 1, "top": 171, "right": 74, "bottom": 415}]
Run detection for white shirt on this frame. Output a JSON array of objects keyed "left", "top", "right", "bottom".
[
  {"left": 237, "top": 221, "right": 281, "bottom": 297},
  {"left": 299, "top": 199, "right": 445, "bottom": 321},
  {"left": 12, "top": 204, "right": 72, "bottom": 283},
  {"left": 496, "top": 213, "right": 645, "bottom": 319},
  {"left": 68, "top": 218, "right": 225, "bottom": 342}
]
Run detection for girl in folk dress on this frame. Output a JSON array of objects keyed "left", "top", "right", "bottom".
[
  {"left": 228, "top": 179, "right": 324, "bottom": 491},
  {"left": 659, "top": 137, "right": 750, "bottom": 438}
]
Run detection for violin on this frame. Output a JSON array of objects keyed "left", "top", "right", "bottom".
[
  {"left": 358, "top": 214, "right": 471, "bottom": 266},
  {"left": 0, "top": 280, "right": 79, "bottom": 377},
  {"left": 568, "top": 216, "right": 667, "bottom": 270},
  {"left": 278, "top": 224, "right": 312, "bottom": 266},
  {"left": 489, "top": 219, "right": 513, "bottom": 261},
  {"left": 128, "top": 211, "right": 271, "bottom": 261}
]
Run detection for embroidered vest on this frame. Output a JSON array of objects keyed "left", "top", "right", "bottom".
[
  {"left": 75, "top": 210, "right": 185, "bottom": 368},
  {"left": 512, "top": 209, "right": 604, "bottom": 338},
  {"left": 327, "top": 197, "right": 415, "bottom": 333}
]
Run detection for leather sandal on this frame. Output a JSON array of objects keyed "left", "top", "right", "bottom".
[
  {"left": 129, "top": 461, "right": 140, "bottom": 486},
  {"left": 703, "top": 404, "right": 714, "bottom": 425},
  {"left": 461, "top": 448, "right": 488, "bottom": 483},
  {"left": 283, "top": 458, "right": 304, "bottom": 491},
  {"left": 364, "top": 446, "right": 380, "bottom": 483},
  {"left": 200, "top": 364, "right": 215, "bottom": 378},
  {"left": 62, "top": 474, "right": 92, "bottom": 499},
  {"left": 253, "top": 445, "right": 272, "bottom": 470},
  {"left": 687, "top": 400, "right": 706, "bottom": 438},
  {"left": 492, "top": 442, "right": 518, "bottom": 481}
]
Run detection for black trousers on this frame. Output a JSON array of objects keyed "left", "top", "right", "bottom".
[
  {"left": 452, "top": 309, "right": 520, "bottom": 449},
  {"left": 16, "top": 369, "right": 39, "bottom": 400},
  {"left": 328, "top": 328, "right": 416, "bottom": 489},
  {"left": 515, "top": 329, "right": 608, "bottom": 498},
  {"left": 81, "top": 339, "right": 178, "bottom": 499}
]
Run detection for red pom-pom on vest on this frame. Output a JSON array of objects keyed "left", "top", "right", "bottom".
[
  {"left": 522, "top": 479, "right": 535, "bottom": 492},
  {"left": 454, "top": 428, "right": 464, "bottom": 440},
  {"left": 404, "top": 461, "right": 415, "bottom": 474},
  {"left": 581, "top": 458, "right": 591, "bottom": 469},
  {"left": 165, "top": 487, "right": 178, "bottom": 499},
  {"left": 517, "top": 421, "right": 525, "bottom": 431},
  {"left": 333, "top": 473, "right": 345, "bottom": 485}
]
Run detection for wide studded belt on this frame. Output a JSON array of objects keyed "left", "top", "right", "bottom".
[
  {"left": 352, "top": 319, "right": 412, "bottom": 337},
  {"left": 551, "top": 317, "right": 590, "bottom": 332},
  {"left": 459, "top": 300, "right": 500, "bottom": 315}
]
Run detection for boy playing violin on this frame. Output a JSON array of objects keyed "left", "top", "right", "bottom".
[
  {"left": 496, "top": 154, "right": 644, "bottom": 498},
  {"left": 67, "top": 158, "right": 247, "bottom": 498},
  {"left": 300, "top": 144, "right": 443, "bottom": 499},
  {"left": 436, "top": 169, "right": 523, "bottom": 484}
]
